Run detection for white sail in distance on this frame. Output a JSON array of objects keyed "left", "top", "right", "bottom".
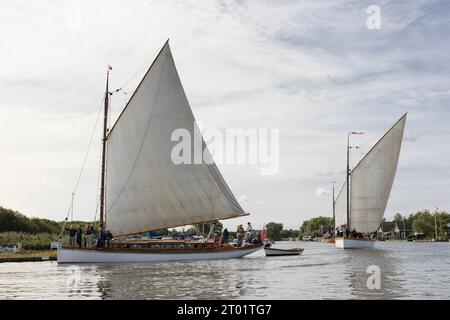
[
  {"left": 105, "top": 41, "right": 247, "bottom": 236},
  {"left": 334, "top": 114, "right": 407, "bottom": 233}
]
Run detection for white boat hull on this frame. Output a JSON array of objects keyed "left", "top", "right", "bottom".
[
  {"left": 57, "top": 246, "right": 262, "bottom": 263},
  {"left": 335, "top": 238, "right": 375, "bottom": 249}
]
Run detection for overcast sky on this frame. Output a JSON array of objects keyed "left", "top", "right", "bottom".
[{"left": 0, "top": 0, "right": 449, "bottom": 230}]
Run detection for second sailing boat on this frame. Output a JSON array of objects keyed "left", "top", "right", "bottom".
[{"left": 334, "top": 114, "right": 407, "bottom": 249}]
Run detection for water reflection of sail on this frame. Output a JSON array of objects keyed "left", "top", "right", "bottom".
[{"left": 93, "top": 262, "right": 250, "bottom": 299}]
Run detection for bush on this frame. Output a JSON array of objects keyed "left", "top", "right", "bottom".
[
  {"left": 265, "top": 222, "right": 283, "bottom": 241},
  {"left": 0, "top": 207, "right": 61, "bottom": 234},
  {"left": 300, "top": 216, "right": 333, "bottom": 238}
]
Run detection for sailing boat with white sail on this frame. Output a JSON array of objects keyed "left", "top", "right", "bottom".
[
  {"left": 57, "top": 40, "right": 263, "bottom": 263},
  {"left": 334, "top": 114, "right": 407, "bottom": 249}
]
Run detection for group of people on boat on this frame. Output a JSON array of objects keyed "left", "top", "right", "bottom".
[
  {"left": 322, "top": 231, "right": 334, "bottom": 240},
  {"left": 209, "top": 221, "right": 262, "bottom": 247},
  {"left": 65, "top": 220, "right": 262, "bottom": 250},
  {"left": 210, "top": 222, "right": 234, "bottom": 247},
  {"left": 236, "top": 222, "right": 262, "bottom": 246},
  {"left": 210, "top": 221, "right": 230, "bottom": 247},
  {"left": 65, "top": 225, "right": 113, "bottom": 249},
  {"left": 335, "top": 224, "right": 374, "bottom": 239}
]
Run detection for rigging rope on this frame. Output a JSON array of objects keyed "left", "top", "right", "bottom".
[
  {"left": 58, "top": 94, "right": 105, "bottom": 240},
  {"left": 353, "top": 134, "right": 380, "bottom": 168},
  {"left": 110, "top": 44, "right": 161, "bottom": 101},
  {"left": 118, "top": 46, "right": 160, "bottom": 91},
  {"left": 59, "top": 44, "right": 165, "bottom": 238}
]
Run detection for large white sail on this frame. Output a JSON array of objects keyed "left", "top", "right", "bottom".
[
  {"left": 105, "top": 41, "right": 246, "bottom": 236},
  {"left": 334, "top": 114, "right": 406, "bottom": 233},
  {"left": 350, "top": 114, "right": 406, "bottom": 233}
]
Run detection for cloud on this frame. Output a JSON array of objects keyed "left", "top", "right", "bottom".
[
  {"left": 0, "top": 0, "right": 449, "bottom": 230},
  {"left": 238, "top": 194, "right": 250, "bottom": 202},
  {"left": 316, "top": 171, "right": 334, "bottom": 177},
  {"left": 403, "top": 129, "right": 418, "bottom": 142},
  {"left": 315, "top": 188, "right": 331, "bottom": 197}
]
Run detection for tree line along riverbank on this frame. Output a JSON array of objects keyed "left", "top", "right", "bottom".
[
  {"left": 0, "top": 207, "right": 87, "bottom": 250},
  {"left": 0, "top": 207, "right": 90, "bottom": 263},
  {"left": 1, "top": 206, "right": 449, "bottom": 256}
]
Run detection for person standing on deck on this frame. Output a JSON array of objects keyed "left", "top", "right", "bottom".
[
  {"left": 66, "top": 225, "right": 76, "bottom": 246},
  {"left": 85, "top": 224, "right": 94, "bottom": 248},
  {"left": 255, "top": 232, "right": 262, "bottom": 244},
  {"left": 345, "top": 225, "right": 350, "bottom": 238},
  {"left": 237, "top": 225, "right": 244, "bottom": 247},
  {"left": 105, "top": 229, "right": 113, "bottom": 248},
  {"left": 222, "top": 228, "right": 229, "bottom": 244},
  {"left": 215, "top": 221, "right": 223, "bottom": 236},
  {"left": 213, "top": 234, "right": 220, "bottom": 247},
  {"left": 246, "top": 222, "right": 253, "bottom": 240},
  {"left": 76, "top": 225, "right": 83, "bottom": 248},
  {"left": 96, "top": 228, "right": 105, "bottom": 248}
]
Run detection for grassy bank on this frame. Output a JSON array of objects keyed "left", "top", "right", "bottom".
[
  {"left": 0, "top": 250, "right": 56, "bottom": 263},
  {"left": 0, "top": 232, "right": 59, "bottom": 250}
]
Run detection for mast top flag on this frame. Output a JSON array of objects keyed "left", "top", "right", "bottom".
[
  {"left": 103, "top": 40, "right": 247, "bottom": 236},
  {"left": 334, "top": 114, "right": 407, "bottom": 233}
]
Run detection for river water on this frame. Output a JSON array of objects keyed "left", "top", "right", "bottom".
[{"left": 1, "top": 241, "right": 449, "bottom": 299}]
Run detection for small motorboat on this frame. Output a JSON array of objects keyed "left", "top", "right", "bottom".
[
  {"left": 0, "top": 243, "right": 22, "bottom": 253},
  {"left": 264, "top": 244, "right": 304, "bottom": 257}
]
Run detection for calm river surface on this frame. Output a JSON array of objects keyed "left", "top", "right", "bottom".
[{"left": 1, "top": 241, "right": 449, "bottom": 299}]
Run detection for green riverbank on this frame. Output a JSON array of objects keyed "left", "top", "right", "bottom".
[{"left": 0, "top": 250, "right": 56, "bottom": 263}]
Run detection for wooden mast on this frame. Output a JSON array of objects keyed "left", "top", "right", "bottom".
[
  {"left": 346, "top": 133, "right": 350, "bottom": 230},
  {"left": 332, "top": 181, "right": 336, "bottom": 229},
  {"left": 99, "top": 66, "right": 110, "bottom": 228}
]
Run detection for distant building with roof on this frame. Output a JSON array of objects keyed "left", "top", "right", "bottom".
[
  {"left": 394, "top": 221, "right": 413, "bottom": 238},
  {"left": 378, "top": 220, "right": 413, "bottom": 239},
  {"left": 378, "top": 221, "right": 395, "bottom": 238}
]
